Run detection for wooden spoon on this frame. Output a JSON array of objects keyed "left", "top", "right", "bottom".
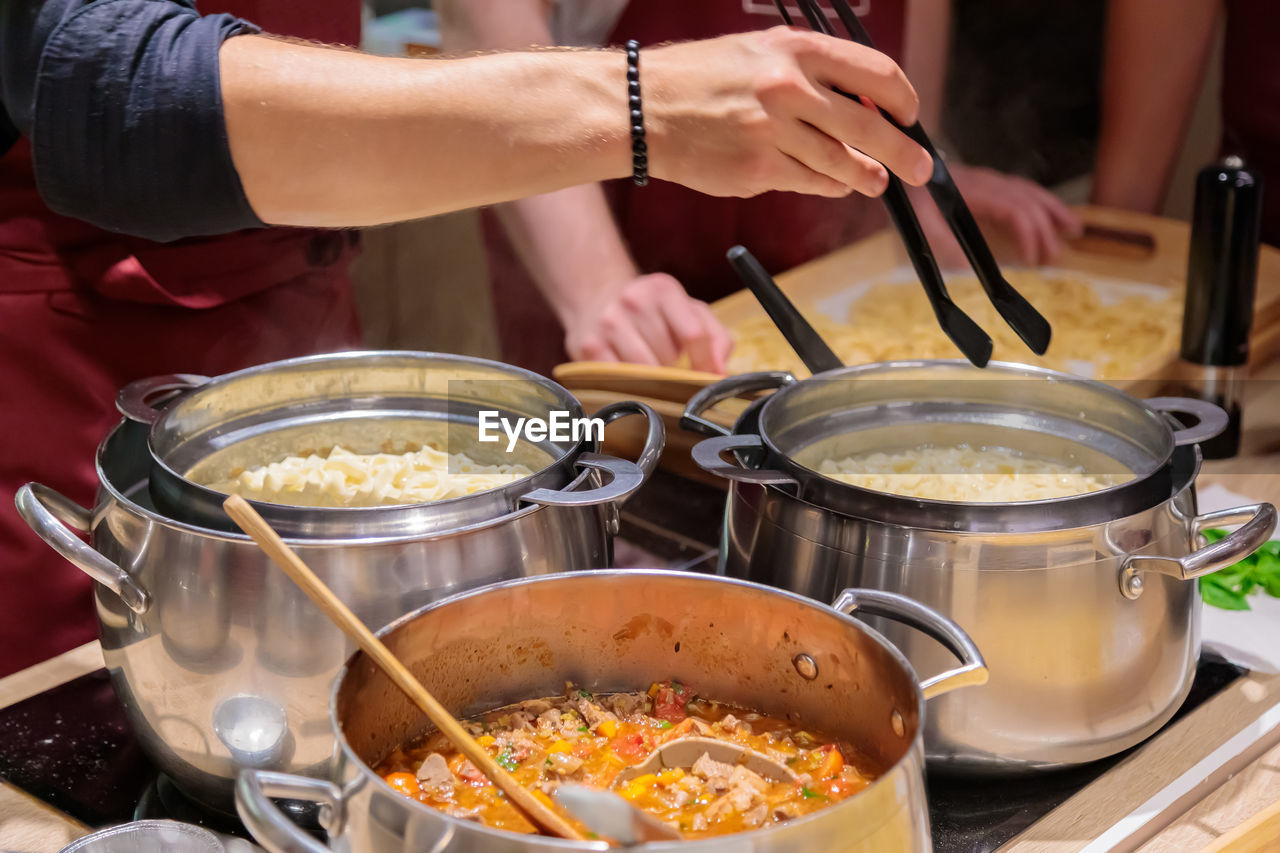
[{"left": 221, "top": 495, "right": 584, "bottom": 841}]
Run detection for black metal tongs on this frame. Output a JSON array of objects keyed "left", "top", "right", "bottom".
[{"left": 772, "top": 0, "right": 1051, "bottom": 367}]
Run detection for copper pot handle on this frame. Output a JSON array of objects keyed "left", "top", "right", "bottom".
[
  {"left": 831, "top": 588, "right": 989, "bottom": 700},
  {"left": 14, "top": 483, "right": 151, "bottom": 615},
  {"left": 1119, "top": 502, "right": 1278, "bottom": 600},
  {"left": 680, "top": 371, "right": 795, "bottom": 437},
  {"left": 116, "top": 373, "right": 210, "bottom": 425},
  {"left": 236, "top": 770, "right": 344, "bottom": 853}
]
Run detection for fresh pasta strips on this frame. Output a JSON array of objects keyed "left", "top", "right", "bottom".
[
  {"left": 816, "top": 444, "right": 1127, "bottom": 502},
  {"left": 206, "top": 445, "right": 533, "bottom": 508}
]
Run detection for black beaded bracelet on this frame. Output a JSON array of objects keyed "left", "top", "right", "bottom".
[{"left": 626, "top": 40, "right": 648, "bottom": 186}]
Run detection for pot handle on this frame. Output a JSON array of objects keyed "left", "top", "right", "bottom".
[
  {"left": 236, "top": 770, "right": 344, "bottom": 853},
  {"left": 690, "top": 434, "right": 799, "bottom": 487},
  {"left": 1144, "top": 397, "right": 1230, "bottom": 447},
  {"left": 831, "top": 588, "right": 989, "bottom": 701},
  {"left": 522, "top": 401, "right": 663, "bottom": 508},
  {"left": 116, "top": 373, "right": 210, "bottom": 425},
  {"left": 15, "top": 483, "right": 151, "bottom": 615},
  {"left": 597, "top": 400, "right": 665, "bottom": 482},
  {"left": 680, "top": 371, "right": 795, "bottom": 437},
  {"left": 1119, "top": 502, "right": 1278, "bottom": 600}
]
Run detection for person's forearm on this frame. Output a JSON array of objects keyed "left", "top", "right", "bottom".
[
  {"left": 435, "top": 0, "right": 637, "bottom": 319},
  {"left": 221, "top": 35, "right": 631, "bottom": 227},
  {"left": 437, "top": 0, "right": 554, "bottom": 53},
  {"left": 494, "top": 186, "right": 639, "bottom": 323},
  {"left": 903, "top": 0, "right": 951, "bottom": 133},
  {"left": 1091, "top": 0, "right": 1220, "bottom": 213}
]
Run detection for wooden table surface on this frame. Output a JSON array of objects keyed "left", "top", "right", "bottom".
[{"left": 0, "top": 643, "right": 101, "bottom": 852}]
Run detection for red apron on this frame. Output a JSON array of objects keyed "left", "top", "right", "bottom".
[
  {"left": 1222, "top": 0, "right": 1279, "bottom": 247},
  {"left": 0, "top": 2, "right": 363, "bottom": 677},
  {"left": 488, "top": 0, "right": 905, "bottom": 375}
]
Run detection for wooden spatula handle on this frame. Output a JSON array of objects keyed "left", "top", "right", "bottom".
[{"left": 221, "top": 495, "right": 584, "bottom": 841}]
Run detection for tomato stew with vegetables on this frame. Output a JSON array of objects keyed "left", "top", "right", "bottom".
[{"left": 375, "top": 681, "right": 875, "bottom": 839}]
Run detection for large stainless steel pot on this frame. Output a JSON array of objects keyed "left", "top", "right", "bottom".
[
  {"left": 682, "top": 361, "right": 1276, "bottom": 774},
  {"left": 16, "top": 381, "right": 662, "bottom": 811},
  {"left": 234, "top": 571, "right": 988, "bottom": 853},
  {"left": 115, "top": 351, "right": 659, "bottom": 538}
]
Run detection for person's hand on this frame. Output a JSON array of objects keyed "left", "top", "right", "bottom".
[
  {"left": 563, "top": 273, "right": 733, "bottom": 374},
  {"left": 643, "top": 27, "right": 934, "bottom": 200},
  {"left": 910, "top": 164, "right": 1084, "bottom": 267}
]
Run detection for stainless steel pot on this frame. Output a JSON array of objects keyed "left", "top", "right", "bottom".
[
  {"left": 234, "top": 571, "right": 988, "bottom": 853},
  {"left": 16, "top": 389, "right": 662, "bottom": 811},
  {"left": 117, "top": 351, "right": 659, "bottom": 538},
  {"left": 683, "top": 361, "right": 1276, "bottom": 774}
]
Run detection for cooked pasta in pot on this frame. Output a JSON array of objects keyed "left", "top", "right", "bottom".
[
  {"left": 816, "top": 444, "right": 1128, "bottom": 502},
  {"left": 375, "top": 681, "right": 875, "bottom": 839},
  {"left": 203, "top": 444, "right": 532, "bottom": 508}
]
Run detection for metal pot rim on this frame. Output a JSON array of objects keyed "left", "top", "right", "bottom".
[
  {"left": 747, "top": 359, "right": 1204, "bottom": 531},
  {"left": 326, "top": 569, "right": 930, "bottom": 849},
  {"left": 128, "top": 351, "right": 607, "bottom": 536},
  {"left": 94, "top": 420, "right": 594, "bottom": 547}
]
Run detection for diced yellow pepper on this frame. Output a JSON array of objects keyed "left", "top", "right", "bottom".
[
  {"left": 532, "top": 790, "right": 554, "bottom": 808},
  {"left": 620, "top": 780, "right": 652, "bottom": 801},
  {"left": 656, "top": 768, "right": 685, "bottom": 785},
  {"left": 476, "top": 735, "right": 496, "bottom": 748},
  {"left": 547, "top": 740, "right": 572, "bottom": 754},
  {"left": 647, "top": 683, "right": 661, "bottom": 698},
  {"left": 596, "top": 719, "right": 618, "bottom": 737}
]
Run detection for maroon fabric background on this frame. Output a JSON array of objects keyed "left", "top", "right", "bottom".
[
  {"left": 1222, "top": 0, "right": 1279, "bottom": 247},
  {"left": 0, "top": 2, "right": 363, "bottom": 676}
]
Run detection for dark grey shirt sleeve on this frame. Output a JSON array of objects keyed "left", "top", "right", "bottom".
[{"left": 0, "top": 0, "right": 266, "bottom": 241}]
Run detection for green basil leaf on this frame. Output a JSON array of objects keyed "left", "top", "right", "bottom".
[{"left": 1201, "top": 580, "right": 1251, "bottom": 611}]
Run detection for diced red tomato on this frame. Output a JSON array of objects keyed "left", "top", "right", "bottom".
[
  {"left": 449, "top": 755, "right": 487, "bottom": 786},
  {"left": 651, "top": 682, "right": 688, "bottom": 723},
  {"left": 660, "top": 717, "right": 695, "bottom": 742},
  {"left": 384, "top": 772, "right": 421, "bottom": 799},
  {"left": 572, "top": 738, "right": 598, "bottom": 758},
  {"left": 815, "top": 745, "right": 844, "bottom": 779},
  {"left": 611, "top": 731, "right": 654, "bottom": 762}
]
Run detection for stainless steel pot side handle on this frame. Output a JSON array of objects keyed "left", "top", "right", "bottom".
[
  {"left": 115, "top": 374, "right": 211, "bottom": 425},
  {"left": 236, "top": 770, "right": 345, "bottom": 853},
  {"left": 14, "top": 484, "right": 151, "bottom": 615},
  {"left": 689, "top": 434, "right": 799, "bottom": 487},
  {"left": 522, "top": 401, "right": 664, "bottom": 508},
  {"left": 1144, "top": 397, "right": 1230, "bottom": 447},
  {"left": 1119, "top": 502, "right": 1278, "bottom": 600},
  {"left": 831, "top": 588, "right": 989, "bottom": 701},
  {"left": 680, "top": 371, "right": 796, "bottom": 437}
]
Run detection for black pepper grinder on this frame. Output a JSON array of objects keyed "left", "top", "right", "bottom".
[{"left": 1178, "top": 155, "right": 1265, "bottom": 459}]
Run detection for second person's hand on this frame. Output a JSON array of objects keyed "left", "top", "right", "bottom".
[
  {"left": 909, "top": 164, "right": 1084, "bottom": 268},
  {"left": 564, "top": 273, "right": 733, "bottom": 374}
]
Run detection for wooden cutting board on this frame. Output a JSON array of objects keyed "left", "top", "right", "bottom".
[{"left": 711, "top": 205, "right": 1280, "bottom": 387}]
